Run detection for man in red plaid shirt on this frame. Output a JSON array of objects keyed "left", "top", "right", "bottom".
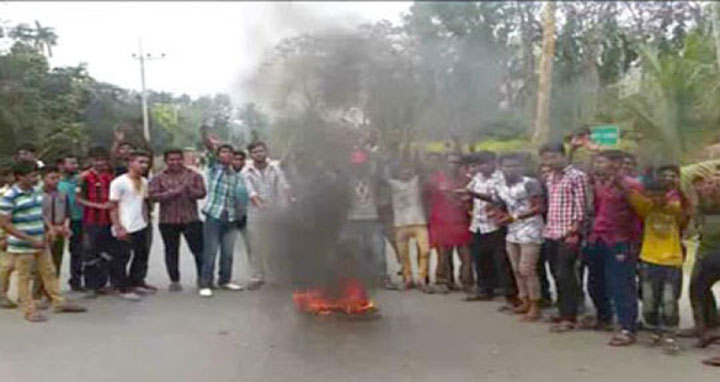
[{"left": 539, "top": 142, "right": 589, "bottom": 333}]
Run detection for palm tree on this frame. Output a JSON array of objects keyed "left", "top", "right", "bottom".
[
  {"left": 620, "top": 34, "right": 719, "bottom": 163},
  {"left": 33, "top": 20, "right": 57, "bottom": 57}
]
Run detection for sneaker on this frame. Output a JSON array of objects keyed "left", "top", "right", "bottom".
[
  {"left": 138, "top": 283, "right": 159, "bottom": 292},
  {"left": 246, "top": 280, "right": 264, "bottom": 291},
  {"left": 133, "top": 286, "right": 156, "bottom": 295},
  {"left": 434, "top": 284, "right": 451, "bottom": 294},
  {"left": 168, "top": 282, "right": 183, "bottom": 292},
  {"left": 69, "top": 285, "right": 87, "bottom": 293},
  {"left": 199, "top": 288, "right": 213, "bottom": 297},
  {"left": 53, "top": 303, "right": 87, "bottom": 313},
  {"left": 219, "top": 283, "right": 244, "bottom": 291},
  {"left": 0, "top": 297, "right": 17, "bottom": 309},
  {"left": 117, "top": 292, "right": 142, "bottom": 302},
  {"left": 383, "top": 279, "right": 399, "bottom": 290}
]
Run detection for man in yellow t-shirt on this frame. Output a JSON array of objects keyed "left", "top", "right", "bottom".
[{"left": 624, "top": 178, "right": 684, "bottom": 353}]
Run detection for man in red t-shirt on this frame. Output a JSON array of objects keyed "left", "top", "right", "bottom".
[{"left": 76, "top": 147, "right": 130, "bottom": 299}]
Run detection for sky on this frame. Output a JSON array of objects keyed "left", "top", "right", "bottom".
[{"left": 2, "top": 1, "right": 411, "bottom": 101}]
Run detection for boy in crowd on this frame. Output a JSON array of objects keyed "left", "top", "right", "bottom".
[
  {"left": 58, "top": 153, "right": 85, "bottom": 291},
  {"left": 536, "top": 164, "right": 554, "bottom": 307},
  {"left": 198, "top": 126, "right": 245, "bottom": 297},
  {"left": 111, "top": 129, "right": 135, "bottom": 176},
  {"left": 149, "top": 148, "right": 207, "bottom": 291},
  {"left": 493, "top": 153, "right": 545, "bottom": 321},
  {"left": 685, "top": 174, "right": 720, "bottom": 350},
  {"left": 32, "top": 165, "right": 71, "bottom": 301},
  {"left": 0, "top": 160, "right": 86, "bottom": 322},
  {"left": 586, "top": 150, "right": 641, "bottom": 346},
  {"left": 464, "top": 151, "right": 518, "bottom": 307},
  {"left": 343, "top": 149, "right": 392, "bottom": 290},
  {"left": 426, "top": 153, "right": 473, "bottom": 294},
  {"left": 110, "top": 150, "right": 155, "bottom": 298},
  {"left": 0, "top": 165, "right": 15, "bottom": 308},
  {"left": 242, "top": 141, "right": 292, "bottom": 290},
  {"left": 14, "top": 143, "right": 45, "bottom": 169},
  {"left": 623, "top": 177, "right": 685, "bottom": 354},
  {"left": 388, "top": 162, "right": 431, "bottom": 292},
  {"left": 539, "top": 142, "right": 589, "bottom": 333},
  {"left": 77, "top": 147, "right": 120, "bottom": 299}
]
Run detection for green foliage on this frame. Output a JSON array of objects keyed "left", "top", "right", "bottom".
[{"left": 0, "top": 22, "right": 243, "bottom": 163}]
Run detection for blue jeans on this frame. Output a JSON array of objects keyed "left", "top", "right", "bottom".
[
  {"left": 640, "top": 261, "right": 682, "bottom": 333},
  {"left": 200, "top": 216, "right": 238, "bottom": 288},
  {"left": 587, "top": 240, "right": 639, "bottom": 332}
]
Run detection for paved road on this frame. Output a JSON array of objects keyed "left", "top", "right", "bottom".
[{"left": 0, "top": 229, "right": 718, "bottom": 382}]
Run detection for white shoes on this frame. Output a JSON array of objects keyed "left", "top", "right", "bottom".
[
  {"left": 198, "top": 288, "right": 213, "bottom": 297},
  {"left": 219, "top": 283, "right": 244, "bottom": 291}
]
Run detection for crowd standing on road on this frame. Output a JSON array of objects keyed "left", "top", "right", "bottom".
[{"left": 0, "top": 127, "right": 720, "bottom": 367}]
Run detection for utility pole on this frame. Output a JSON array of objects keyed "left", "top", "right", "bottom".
[{"left": 132, "top": 39, "right": 165, "bottom": 143}]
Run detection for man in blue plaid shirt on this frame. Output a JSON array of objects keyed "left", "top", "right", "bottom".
[{"left": 198, "top": 126, "right": 246, "bottom": 297}]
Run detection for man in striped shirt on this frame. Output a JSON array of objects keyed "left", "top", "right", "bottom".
[
  {"left": 76, "top": 147, "right": 122, "bottom": 298},
  {"left": 539, "top": 142, "right": 589, "bottom": 333},
  {"left": 0, "top": 160, "right": 85, "bottom": 322}
]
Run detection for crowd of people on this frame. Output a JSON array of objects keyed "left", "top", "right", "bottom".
[{"left": 0, "top": 126, "right": 719, "bottom": 367}]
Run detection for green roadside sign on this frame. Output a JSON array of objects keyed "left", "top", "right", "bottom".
[{"left": 591, "top": 124, "right": 620, "bottom": 147}]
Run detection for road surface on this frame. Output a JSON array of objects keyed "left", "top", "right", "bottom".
[{"left": 0, "top": 230, "right": 718, "bottom": 382}]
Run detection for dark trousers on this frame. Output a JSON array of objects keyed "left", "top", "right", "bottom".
[
  {"left": 538, "top": 242, "right": 553, "bottom": 302},
  {"left": 68, "top": 220, "right": 84, "bottom": 289},
  {"left": 83, "top": 224, "right": 118, "bottom": 291},
  {"left": 116, "top": 228, "right": 150, "bottom": 289},
  {"left": 546, "top": 239, "right": 581, "bottom": 321},
  {"left": 640, "top": 262, "right": 682, "bottom": 333},
  {"left": 471, "top": 229, "right": 516, "bottom": 297},
  {"left": 159, "top": 221, "right": 204, "bottom": 283},
  {"left": 690, "top": 250, "right": 720, "bottom": 332},
  {"left": 586, "top": 241, "right": 639, "bottom": 332}
]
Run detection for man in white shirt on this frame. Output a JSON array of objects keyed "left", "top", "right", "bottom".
[
  {"left": 463, "top": 151, "right": 518, "bottom": 306},
  {"left": 389, "top": 163, "right": 431, "bottom": 292},
  {"left": 109, "top": 150, "right": 153, "bottom": 301},
  {"left": 242, "top": 141, "right": 292, "bottom": 290}
]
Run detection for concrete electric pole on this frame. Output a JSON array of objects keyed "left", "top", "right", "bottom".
[{"left": 132, "top": 39, "right": 165, "bottom": 143}]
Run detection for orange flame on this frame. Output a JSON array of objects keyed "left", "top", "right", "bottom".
[{"left": 293, "top": 278, "right": 376, "bottom": 316}]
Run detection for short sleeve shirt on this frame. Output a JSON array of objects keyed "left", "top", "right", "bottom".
[
  {"left": 109, "top": 175, "right": 148, "bottom": 234},
  {"left": 495, "top": 177, "right": 545, "bottom": 244},
  {"left": 466, "top": 170, "right": 504, "bottom": 234},
  {"left": 389, "top": 176, "right": 427, "bottom": 227},
  {"left": 0, "top": 185, "right": 45, "bottom": 253}
]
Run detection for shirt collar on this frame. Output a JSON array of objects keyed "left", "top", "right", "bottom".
[{"left": 12, "top": 184, "right": 34, "bottom": 195}]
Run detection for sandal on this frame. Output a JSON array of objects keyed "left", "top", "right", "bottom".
[
  {"left": 695, "top": 331, "right": 720, "bottom": 349},
  {"left": 663, "top": 338, "right": 681, "bottom": 355},
  {"left": 25, "top": 312, "right": 48, "bottom": 323},
  {"left": 702, "top": 354, "right": 720, "bottom": 367},
  {"left": 608, "top": 330, "right": 636, "bottom": 347},
  {"left": 549, "top": 321, "right": 576, "bottom": 333}
]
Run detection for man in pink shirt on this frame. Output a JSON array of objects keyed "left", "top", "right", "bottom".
[{"left": 586, "top": 150, "right": 642, "bottom": 346}]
